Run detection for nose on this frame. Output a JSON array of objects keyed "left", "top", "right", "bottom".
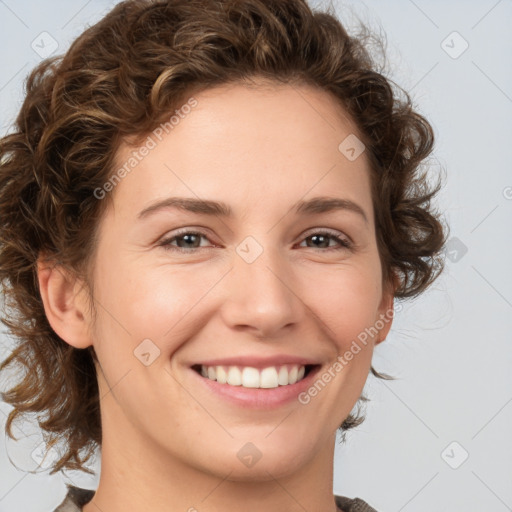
[{"left": 219, "top": 242, "right": 304, "bottom": 338}]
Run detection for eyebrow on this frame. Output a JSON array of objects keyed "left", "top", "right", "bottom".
[{"left": 137, "top": 195, "right": 369, "bottom": 225}]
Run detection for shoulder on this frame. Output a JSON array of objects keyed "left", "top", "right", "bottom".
[
  {"left": 334, "top": 494, "right": 379, "bottom": 512},
  {"left": 52, "top": 487, "right": 375, "bottom": 512},
  {"left": 52, "top": 485, "right": 95, "bottom": 512}
]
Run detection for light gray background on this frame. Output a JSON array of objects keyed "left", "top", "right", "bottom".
[{"left": 0, "top": 1, "right": 511, "bottom": 511}]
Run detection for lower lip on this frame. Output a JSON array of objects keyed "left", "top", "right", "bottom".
[{"left": 190, "top": 365, "right": 321, "bottom": 409}]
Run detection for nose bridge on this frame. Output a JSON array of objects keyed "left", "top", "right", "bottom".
[
  {"left": 222, "top": 234, "right": 302, "bottom": 335},
  {"left": 235, "top": 235, "right": 293, "bottom": 301}
]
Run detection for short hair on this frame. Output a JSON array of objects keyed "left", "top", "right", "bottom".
[{"left": 0, "top": 0, "right": 447, "bottom": 475}]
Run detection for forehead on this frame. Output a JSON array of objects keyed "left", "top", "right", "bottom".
[{"left": 107, "top": 80, "right": 373, "bottom": 222}]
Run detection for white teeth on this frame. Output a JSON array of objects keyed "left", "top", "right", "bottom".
[
  {"left": 288, "top": 365, "right": 298, "bottom": 384},
  {"left": 242, "top": 367, "right": 260, "bottom": 388},
  {"left": 227, "top": 366, "right": 242, "bottom": 386},
  {"left": 217, "top": 365, "right": 228, "bottom": 384},
  {"left": 198, "top": 364, "right": 308, "bottom": 388},
  {"left": 278, "top": 365, "right": 288, "bottom": 385},
  {"left": 260, "top": 367, "right": 278, "bottom": 388}
]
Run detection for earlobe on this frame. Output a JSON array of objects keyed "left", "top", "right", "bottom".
[{"left": 36, "top": 257, "right": 92, "bottom": 349}]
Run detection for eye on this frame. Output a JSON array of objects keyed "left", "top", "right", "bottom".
[
  {"left": 158, "top": 229, "right": 353, "bottom": 253},
  {"left": 158, "top": 230, "right": 212, "bottom": 253},
  {"left": 297, "top": 230, "right": 352, "bottom": 251}
]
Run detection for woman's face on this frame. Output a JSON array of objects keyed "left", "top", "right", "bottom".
[{"left": 86, "top": 80, "right": 394, "bottom": 480}]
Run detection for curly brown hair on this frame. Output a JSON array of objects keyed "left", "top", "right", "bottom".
[{"left": 0, "top": 0, "right": 447, "bottom": 476}]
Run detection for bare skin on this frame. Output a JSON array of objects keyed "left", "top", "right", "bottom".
[{"left": 38, "top": 79, "right": 394, "bottom": 512}]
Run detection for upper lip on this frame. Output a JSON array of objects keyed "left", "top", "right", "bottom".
[{"left": 190, "top": 355, "right": 321, "bottom": 369}]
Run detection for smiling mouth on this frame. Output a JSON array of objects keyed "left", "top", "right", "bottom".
[{"left": 191, "top": 363, "right": 319, "bottom": 389}]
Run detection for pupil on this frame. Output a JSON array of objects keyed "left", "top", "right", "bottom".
[
  {"left": 311, "top": 234, "right": 327, "bottom": 248},
  {"left": 181, "top": 234, "right": 198, "bottom": 248}
]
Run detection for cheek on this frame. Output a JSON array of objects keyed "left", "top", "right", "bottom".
[
  {"left": 93, "top": 258, "right": 224, "bottom": 367},
  {"left": 89, "top": 262, "right": 202, "bottom": 403},
  {"left": 301, "top": 261, "right": 383, "bottom": 347},
  {"left": 115, "top": 266, "right": 205, "bottom": 339}
]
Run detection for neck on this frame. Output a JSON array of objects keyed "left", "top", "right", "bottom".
[{"left": 83, "top": 395, "right": 340, "bottom": 512}]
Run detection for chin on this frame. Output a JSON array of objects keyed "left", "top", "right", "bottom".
[{"left": 199, "top": 435, "right": 318, "bottom": 481}]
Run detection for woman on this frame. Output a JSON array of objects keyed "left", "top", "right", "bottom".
[{"left": 0, "top": 1, "right": 446, "bottom": 511}]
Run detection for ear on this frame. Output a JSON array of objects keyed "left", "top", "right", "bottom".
[
  {"left": 375, "top": 271, "right": 398, "bottom": 346},
  {"left": 37, "top": 256, "right": 93, "bottom": 349}
]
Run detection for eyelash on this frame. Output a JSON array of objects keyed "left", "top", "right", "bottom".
[{"left": 158, "top": 229, "right": 353, "bottom": 253}]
